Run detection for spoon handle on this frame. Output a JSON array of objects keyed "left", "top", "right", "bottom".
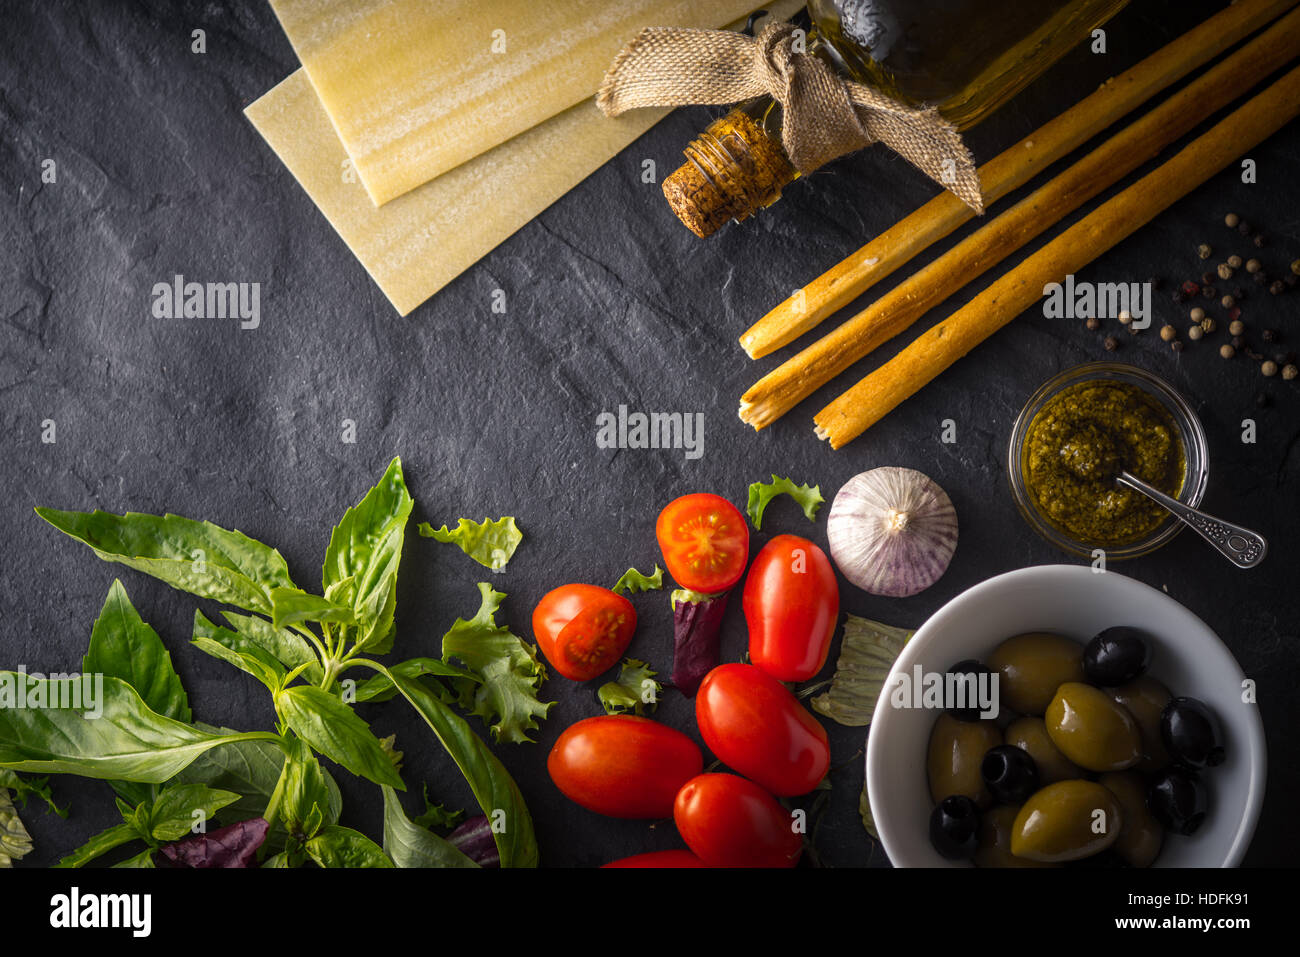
[{"left": 1118, "top": 471, "right": 1267, "bottom": 568}]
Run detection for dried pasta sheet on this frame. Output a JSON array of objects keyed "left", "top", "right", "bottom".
[
  {"left": 244, "top": 71, "right": 668, "bottom": 315},
  {"left": 268, "top": 0, "right": 764, "bottom": 205}
]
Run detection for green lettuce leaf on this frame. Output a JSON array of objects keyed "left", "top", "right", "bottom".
[
  {"left": 0, "top": 788, "right": 34, "bottom": 867},
  {"left": 746, "top": 475, "right": 825, "bottom": 530},
  {"left": 418, "top": 517, "right": 522, "bottom": 571},
  {"left": 809, "top": 615, "right": 913, "bottom": 727},
  {"left": 441, "top": 584, "right": 553, "bottom": 744},
  {"left": 0, "top": 769, "right": 68, "bottom": 819},
  {"left": 611, "top": 565, "right": 664, "bottom": 596},
  {"left": 412, "top": 784, "right": 464, "bottom": 831},
  {"left": 598, "top": 659, "right": 662, "bottom": 716}
]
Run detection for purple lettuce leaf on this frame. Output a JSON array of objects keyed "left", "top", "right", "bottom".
[
  {"left": 158, "top": 817, "right": 269, "bottom": 868},
  {"left": 447, "top": 816, "right": 500, "bottom": 868}
]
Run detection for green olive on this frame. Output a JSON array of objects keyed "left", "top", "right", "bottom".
[
  {"left": 1108, "top": 676, "right": 1173, "bottom": 772},
  {"left": 927, "top": 713, "right": 1002, "bottom": 807},
  {"left": 1011, "top": 780, "right": 1123, "bottom": 863},
  {"left": 1004, "top": 716, "right": 1087, "bottom": 784},
  {"left": 975, "top": 804, "right": 1059, "bottom": 868},
  {"left": 1046, "top": 682, "right": 1142, "bottom": 772},
  {"left": 1100, "top": 771, "right": 1163, "bottom": 867},
  {"left": 988, "top": 632, "right": 1085, "bottom": 715}
]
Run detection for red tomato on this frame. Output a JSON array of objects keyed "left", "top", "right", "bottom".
[
  {"left": 655, "top": 493, "right": 750, "bottom": 593},
  {"left": 601, "top": 850, "right": 709, "bottom": 868},
  {"left": 695, "top": 663, "right": 829, "bottom": 796},
  {"left": 532, "top": 584, "right": 636, "bottom": 681},
  {"left": 673, "top": 773, "right": 802, "bottom": 868},
  {"left": 743, "top": 534, "right": 839, "bottom": 681},
  {"left": 548, "top": 715, "right": 703, "bottom": 818}
]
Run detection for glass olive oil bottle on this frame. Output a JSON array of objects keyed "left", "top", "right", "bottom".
[{"left": 663, "top": 0, "right": 1128, "bottom": 237}]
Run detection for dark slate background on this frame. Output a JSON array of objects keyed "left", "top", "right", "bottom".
[{"left": 1, "top": 0, "right": 1296, "bottom": 868}]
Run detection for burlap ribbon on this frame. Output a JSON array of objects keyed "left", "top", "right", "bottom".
[{"left": 597, "top": 21, "right": 984, "bottom": 213}]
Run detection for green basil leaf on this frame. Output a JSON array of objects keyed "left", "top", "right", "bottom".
[
  {"left": 382, "top": 667, "right": 537, "bottom": 867},
  {"left": 35, "top": 508, "right": 298, "bottom": 615},
  {"left": 172, "top": 732, "right": 308, "bottom": 828},
  {"left": 83, "top": 579, "right": 191, "bottom": 723},
  {"left": 275, "top": 686, "right": 404, "bottom": 790},
  {"left": 353, "top": 657, "right": 474, "bottom": 704},
  {"left": 269, "top": 588, "right": 355, "bottom": 631},
  {"left": 441, "top": 583, "right": 553, "bottom": 744},
  {"left": 597, "top": 659, "right": 662, "bottom": 716},
  {"left": 148, "top": 783, "right": 241, "bottom": 842},
  {"left": 0, "top": 673, "right": 279, "bottom": 782},
  {"left": 220, "top": 611, "right": 322, "bottom": 684},
  {"left": 745, "top": 475, "right": 825, "bottom": 530},
  {"left": 381, "top": 785, "right": 478, "bottom": 868},
  {"left": 55, "top": 822, "right": 140, "bottom": 868},
  {"left": 276, "top": 739, "right": 335, "bottom": 841},
  {"left": 192, "top": 611, "right": 288, "bottom": 692},
  {"left": 261, "top": 850, "right": 293, "bottom": 868},
  {"left": 321, "top": 457, "right": 413, "bottom": 654},
  {"left": 0, "top": 788, "right": 35, "bottom": 867},
  {"left": 112, "top": 849, "right": 156, "bottom": 868},
  {"left": 418, "top": 517, "right": 522, "bottom": 571},
  {"left": 611, "top": 565, "right": 664, "bottom": 596},
  {"left": 305, "top": 825, "right": 393, "bottom": 868}
]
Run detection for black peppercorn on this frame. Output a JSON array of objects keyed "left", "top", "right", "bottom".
[
  {"left": 1201, "top": 285, "right": 1216, "bottom": 298},
  {"left": 1104, "top": 335, "right": 1119, "bottom": 352},
  {"left": 1173, "top": 289, "right": 1188, "bottom": 303},
  {"left": 1286, "top": 274, "right": 1299, "bottom": 289},
  {"left": 1237, "top": 220, "right": 1252, "bottom": 235},
  {"left": 1085, "top": 316, "right": 1101, "bottom": 331},
  {"left": 1171, "top": 340, "right": 1185, "bottom": 353},
  {"left": 1270, "top": 280, "right": 1285, "bottom": 295},
  {"left": 1253, "top": 233, "right": 1266, "bottom": 248},
  {"left": 1233, "top": 335, "right": 1247, "bottom": 349},
  {"left": 1200, "top": 270, "right": 1215, "bottom": 285},
  {"left": 1262, "top": 328, "right": 1279, "bottom": 342},
  {"left": 1253, "top": 271, "right": 1268, "bottom": 284}
]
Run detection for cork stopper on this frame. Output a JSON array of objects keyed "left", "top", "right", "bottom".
[{"left": 662, "top": 107, "right": 798, "bottom": 238}]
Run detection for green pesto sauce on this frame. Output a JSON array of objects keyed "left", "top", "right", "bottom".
[{"left": 1023, "top": 380, "right": 1186, "bottom": 546}]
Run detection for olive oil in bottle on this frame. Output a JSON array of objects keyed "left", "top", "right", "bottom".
[{"left": 664, "top": 0, "right": 1128, "bottom": 237}]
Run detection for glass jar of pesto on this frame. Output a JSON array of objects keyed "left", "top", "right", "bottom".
[{"left": 1007, "top": 363, "right": 1208, "bottom": 559}]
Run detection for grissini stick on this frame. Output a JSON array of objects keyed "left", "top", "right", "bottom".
[
  {"left": 738, "top": 4, "right": 1300, "bottom": 430},
  {"left": 738, "top": 0, "right": 1298, "bottom": 360},
  {"left": 813, "top": 63, "right": 1300, "bottom": 449}
]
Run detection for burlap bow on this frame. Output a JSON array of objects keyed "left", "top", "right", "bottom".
[{"left": 597, "top": 20, "right": 984, "bottom": 213}]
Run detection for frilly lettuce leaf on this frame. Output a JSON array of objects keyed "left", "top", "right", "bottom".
[
  {"left": 419, "top": 518, "right": 521, "bottom": 571},
  {"left": 746, "top": 475, "right": 824, "bottom": 530},
  {"left": 598, "top": 659, "right": 662, "bottom": 715},
  {"left": 611, "top": 565, "right": 663, "bottom": 596}
]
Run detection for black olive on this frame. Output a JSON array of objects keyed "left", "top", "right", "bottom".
[
  {"left": 980, "top": 745, "right": 1040, "bottom": 804},
  {"left": 1161, "top": 697, "right": 1225, "bottom": 769},
  {"left": 1083, "top": 626, "right": 1150, "bottom": 686},
  {"left": 943, "top": 659, "right": 994, "bottom": 721},
  {"left": 929, "top": 795, "right": 980, "bottom": 859},
  {"left": 1147, "top": 767, "right": 1209, "bottom": 835}
]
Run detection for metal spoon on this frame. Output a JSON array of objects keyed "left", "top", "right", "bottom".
[{"left": 1116, "top": 470, "right": 1267, "bottom": 568}]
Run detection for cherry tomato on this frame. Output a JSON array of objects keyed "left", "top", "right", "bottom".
[
  {"left": 601, "top": 850, "right": 709, "bottom": 868},
  {"left": 673, "top": 773, "right": 802, "bottom": 868},
  {"left": 655, "top": 493, "right": 750, "bottom": 593},
  {"left": 532, "top": 584, "right": 636, "bottom": 681},
  {"left": 743, "top": 534, "right": 839, "bottom": 682},
  {"left": 547, "top": 715, "right": 703, "bottom": 818},
  {"left": 695, "top": 663, "right": 829, "bottom": 797}
]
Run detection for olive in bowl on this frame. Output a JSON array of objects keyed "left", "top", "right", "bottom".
[
  {"left": 1083, "top": 626, "right": 1151, "bottom": 685},
  {"left": 1161, "top": 697, "right": 1226, "bottom": 769}
]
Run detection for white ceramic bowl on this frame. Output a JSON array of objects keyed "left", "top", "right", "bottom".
[{"left": 865, "top": 565, "right": 1266, "bottom": 867}]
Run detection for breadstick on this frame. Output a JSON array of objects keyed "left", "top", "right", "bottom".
[
  {"left": 738, "top": 0, "right": 1298, "bottom": 360},
  {"left": 737, "top": 5, "right": 1300, "bottom": 430},
  {"left": 812, "top": 64, "right": 1300, "bottom": 449}
]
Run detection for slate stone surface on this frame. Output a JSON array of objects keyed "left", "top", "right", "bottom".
[{"left": 1, "top": 0, "right": 1296, "bottom": 868}]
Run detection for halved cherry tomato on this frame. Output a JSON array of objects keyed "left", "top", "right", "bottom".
[
  {"left": 695, "top": 663, "right": 829, "bottom": 797},
  {"left": 548, "top": 715, "right": 703, "bottom": 818},
  {"left": 743, "top": 534, "right": 839, "bottom": 682},
  {"left": 673, "top": 773, "right": 802, "bottom": 868},
  {"left": 532, "top": 584, "right": 636, "bottom": 681},
  {"left": 655, "top": 493, "right": 750, "bottom": 593},
  {"left": 601, "top": 850, "right": 709, "bottom": 868}
]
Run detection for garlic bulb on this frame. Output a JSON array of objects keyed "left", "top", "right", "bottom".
[{"left": 827, "top": 467, "right": 958, "bottom": 598}]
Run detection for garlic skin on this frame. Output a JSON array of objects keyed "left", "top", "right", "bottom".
[{"left": 827, "top": 468, "right": 958, "bottom": 598}]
